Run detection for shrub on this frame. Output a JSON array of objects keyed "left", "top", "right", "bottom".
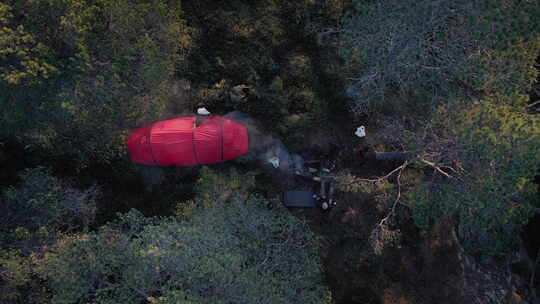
[
  {"left": 407, "top": 94, "right": 540, "bottom": 256},
  {"left": 39, "top": 196, "right": 331, "bottom": 304},
  {"left": 0, "top": 249, "right": 48, "bottom": 304},
  {"left": 0, "top": 3, "right": 57, "bottom": 85},
  {"left": 0, "top": 167, "right": 98, "bottom": 251}
]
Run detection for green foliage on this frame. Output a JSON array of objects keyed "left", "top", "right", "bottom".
[
  {"left": 0, "top": 3, "right": 57, "bottom": 85},
  {"left": 408, "top": 94, "right": 540, "bottom": 256},
  {"left": 0, "top": 0, "right": 194, "bottom": 168},
  {"left": 182, "top": 0, "right": 343, "bottom": 142},
  {"left": 342, "top": 0, "right": 540, "bottom": 112},
  {"left": 0, "top": 249, "right": 32, "bottom": 302},
  {"left": 336, "top": 172, "right": 389, "bottom": 195},
  {"left": 38, "top": 197, "right": 331, "bottom": 303},
  {"left": 399, "top": 169, "right": 424, "bottom": 187},
  {"left": 186, "top": 0, "right": 284, "bottom": 86},
  {"left": 0, "top": 249, "right": 48, "bottom": 304},
  {"left": 176, "top": 167, "right": 256, "bottom": 219},
  {"left": 192, "top": 167, "right": 256, "bottom": 208},
  {"left": 335, "top": 171, "right": 399, "bottom": 212},
  {"left": 270, "top": 76, "right": 284, "bottom": 92},
  {"left": 342, "top": 0, "right": 540, "bottom": 257},
  {"left": 0, "top": 167, "right": 98, "bottom": 251},
  {"left": 0, "top": 166, "right": 98, "bottom": 303}
]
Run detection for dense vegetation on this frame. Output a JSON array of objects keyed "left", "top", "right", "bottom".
[
  {"left": 342, "top": 0, "right": 540, "bottom": 112},
  {"left": 1, "top": 0, "right": 539, "bottom": 303},
  {"left": 340, "top": 0, "right": 540, "bottom": 257},
  {"left": 38, "top": 169, "right": 330, "bottom": 304}
]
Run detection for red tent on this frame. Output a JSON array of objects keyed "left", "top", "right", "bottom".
[{"left": 127, "top": 116, "right": 248, "bottom": 166}]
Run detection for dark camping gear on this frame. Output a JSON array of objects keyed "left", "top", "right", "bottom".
[{"left": 283, "top": 191, "right": 317, "bottom": 207}]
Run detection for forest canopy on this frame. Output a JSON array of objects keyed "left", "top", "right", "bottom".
[
  {"left": 0, "top": 0, "right": 194, "bottom": 167},
  {"left": 1, "top": 0, "right": 539, "bottom": 303},
  {"left": 342, "top": 0, "right": 540, "bottom": 112}
]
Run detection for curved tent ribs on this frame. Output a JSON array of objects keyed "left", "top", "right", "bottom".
[{"left": 127, "top": 116, "right": 248, "bottom": 166}]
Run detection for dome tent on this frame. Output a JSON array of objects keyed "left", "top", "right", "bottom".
[{"left": 127, "top": 116, "right": 248, "bottom": 166}]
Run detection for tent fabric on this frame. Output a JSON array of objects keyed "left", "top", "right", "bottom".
[
  {"left": 283, "top": 191, "right": 317, "bottom": 207},
  {"left": 127, "top": 116, "right": 248, "bottom": 166},
  {"left": 193, "top": 117, "right": 222, "bottom": 164},
  {"left": 126, "top": 126, "right": 156, "bottom": 165},
  {"left": 151, "top": 117, "right": 197, "bottom": 166},
  {"left": 222, "top": 118, "right": 248, "bottom": 161}
]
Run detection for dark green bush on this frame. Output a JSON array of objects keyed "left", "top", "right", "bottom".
[
  {"left": 0, "top": 167, "right": 98, "bottom": 251},
  {"left": 407, "top": 94, "right": 540, "bottom": 256},
  {"left": 38, "top": 195, "right": 331, "bottom": 303}
]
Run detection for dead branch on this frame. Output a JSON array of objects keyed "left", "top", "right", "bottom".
[
  {"left": 526, "top": 99, "right": 540, "bottom": 109},
  {"left": 369, "top": 161, "right": 408, "bottom": 254},
  {"left": 379, "top": 160, "right": 407, "bottom": 227},
  {"left": 420, "top": 159, "right": 453, "bottom": 178},
  {"left": 357, "top": 161, "right": 409, "bottom": 183}
]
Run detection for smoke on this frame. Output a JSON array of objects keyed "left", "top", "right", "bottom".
[{"left": 224, "top": 111, "right": 306, "bottom": 174}]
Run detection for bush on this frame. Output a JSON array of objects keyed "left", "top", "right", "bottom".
[
  {"left": 0, "top": 167, "right": 98, "bottom": 251},
  {"left": 0, "top": 3, "right": 57, "bottom": 85},
  {"left": 407, "top": 94, "right": 540, "bottom": 256},
  {"left": 39, "top": 197, "right": 331, "bottom": 304},
  {"left": 0, "top": 249, "right": 48, "bottom": 304}
]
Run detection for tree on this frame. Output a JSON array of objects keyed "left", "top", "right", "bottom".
[
  {"left": 37, "top": 169, "right": 331, "bottom": 304},
  {"left": 0, "top": 167, "right": 98, "bottom": 252},
  {"left": 335, "top": 91, "right": 540, "bottom": 257},
  {"left": 0, "top": 249, "right": 48, "bottom": 304},
  {"left": 0, "top": 167, "right": 99, "bottom": 304},
  {"left": 338, "top": 0, "right": 540, "bottom": 257},
  {"left": 405, "top": 93, "right": 540, "bottom": 256},
  {"left": 0, "top": 3, "right": 57, "bottom": 85},
  {"left": 0, "top": 0, "right": 194, "bottom": 168},
  {"left": 341, "top": 0, "right": 540, "bottom": 113}
]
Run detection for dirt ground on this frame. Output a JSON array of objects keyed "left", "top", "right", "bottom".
[{"left": 257, "top": 121, "right": 398, "bottom": 304}]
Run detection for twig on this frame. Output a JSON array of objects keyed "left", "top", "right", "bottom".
[
  {"left": 358, "top": 161, "right": 409, "bottom": 182},
  {"left": 379, "top": 160, "right": 407, "bottom": 226},
  {"left": 369, "top": 161, "right": 409, "bottom": 254},
  {"left": 420, "top": 159, "right": 452, "bottom": 178},
  {"left": 526, "top": 100, "right": 540, "bottom": 108}
]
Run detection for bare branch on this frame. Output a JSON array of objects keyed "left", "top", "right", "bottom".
[
  {"left": 526, "top": 99, "right": 540, "bottom": 108},
  {"left": 369, "top": 161, "right": 408, "bottom": 254},
  {"left": 379, "top": 161, "right": 407, "bottom": 226},
  {"left": 357, "top": 161, "right": 409, "bottom": 183},
  {"left": 420, "top": 159, "right": 453, "bottom": 178}
]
